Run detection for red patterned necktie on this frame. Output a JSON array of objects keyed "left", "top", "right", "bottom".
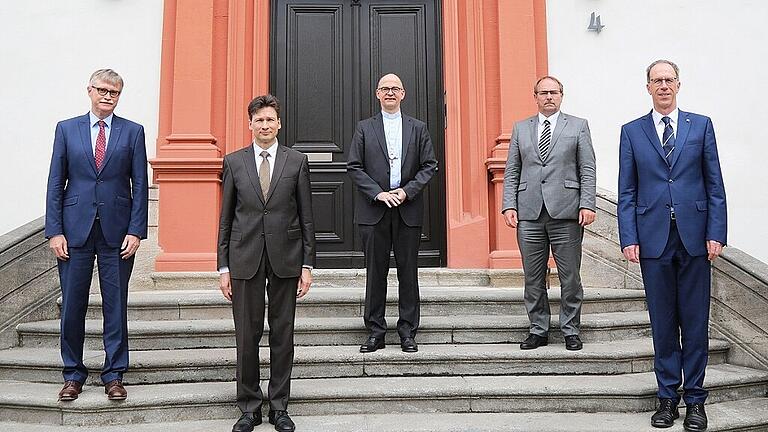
[{"left": 95, "top": 120, "right": 106, "bottom": 170}]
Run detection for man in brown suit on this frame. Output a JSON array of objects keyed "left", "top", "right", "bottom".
[{"left": 217, "top": 94, "right": 315, "bottom": 432}]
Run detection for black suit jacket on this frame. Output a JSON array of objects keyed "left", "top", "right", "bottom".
[
  {"left": 217, "top": 144, "right": 316, "bottom": 280},
  {"left": 347, "top": 113, "right": 438, "bottom": 226}
]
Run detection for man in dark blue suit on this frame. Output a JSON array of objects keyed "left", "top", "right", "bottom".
[
  {"left": 618, "top": 60, "right": 727, "bottom": 431},
  {"left": 45, "top": 69, "right": 148, "bottom": 401}
]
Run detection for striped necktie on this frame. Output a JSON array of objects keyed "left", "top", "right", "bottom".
[
  {"left": 538, "top": 119, "right": 551, "bottom": 160},
  {"left": 662, "top": 116, "right": 675, "bottom": 166}
]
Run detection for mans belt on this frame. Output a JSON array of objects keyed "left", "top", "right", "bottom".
[{"left": 670, "top": 207, "right": 676, "bottom": 221}]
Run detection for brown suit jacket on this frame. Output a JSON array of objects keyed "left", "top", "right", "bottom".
[{"left": 217, "top": 143, "right": 315, "bottom": 279}]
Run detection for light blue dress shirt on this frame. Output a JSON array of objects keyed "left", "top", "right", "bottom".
[
  {"left": 382, "top": 110, "right": 402, "bottom": 189},
  {"left": 89, "top": 112, "right": 114, "bottom": 154}
]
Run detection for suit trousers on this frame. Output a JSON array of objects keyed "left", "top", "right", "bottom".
[
  {"left": 58, "top": 219, "right": 132, "bottom": 384},
  {"left": 231, "top": 253, "right": 298, "bottom": 413},
  {"left": 517, "top": 206, "right": 584, "bottom": 337},
  {"left": 640, "top": 221, "right": 711, "bottom": 404},
  {"left": 358, "top": 207, "right": 421, "bottom": 340}
]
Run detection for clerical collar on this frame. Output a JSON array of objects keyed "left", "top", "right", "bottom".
[{"left": 382, "top": 110, "right": 401, "bottom": 120}]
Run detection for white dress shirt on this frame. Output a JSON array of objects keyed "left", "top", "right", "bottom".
[
  {"left": 537, "top": 111, "right": 560, "bottom": 142},
  {"left": 652, "top": 108, "right": 679, "bottom": 147},
  {"left": 89, "top": 112, "right": 114, "bottom": 154},
  {"left": 254, "top": 140, "right": 278, "bottom": 179},
  {"left": 382, "top": 110, "right": 402, "bottom": 189}
]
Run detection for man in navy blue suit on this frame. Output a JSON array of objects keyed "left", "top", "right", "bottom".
[
  {"left": 618, "top": 60, "right": 727, "bottom": 431},
  {"left": 45, "top": 69, "right": 148, "bottom": 401}
]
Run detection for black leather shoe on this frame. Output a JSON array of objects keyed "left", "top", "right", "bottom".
[
  {"left": 360, "top": 336, "right": 385, "bottom": 353},
  {"left": 232, "top": 412, "right": 262, "bottom": 432},
  {"left": 520, "top": 333, "right": 548, "bottom": 350},
  {"left": 401, "top": 337, "right": 418, "bottom": 352},
  {"left": 564, "top": 335, "right": 583, "bottom": 351},
  {"left": 269, "top": 410, "right": 296, "bottom": 432},
  {"left": 683, "top": 403, "right": 707, "bottom": 431},
  {"left": 651, "top": 398, "right": 680, "bottom": 428}
]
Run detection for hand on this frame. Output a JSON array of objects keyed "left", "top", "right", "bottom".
[
  {"left": 503, "top": 209, "right": 518, "bottom": 228},
  {"left": 120, "top": 235, "right": 141, "bottom": 259},
  {"left": 707, "top": 240, "right": 723, "bottom": 261},
  {"left": 376, "top": 191, "right": 401, "bottom": 208},
  {"left": 49, "top": 235, "right": 69, "bottom": 260},
  {"left": 297, "top": 268, "right": 312, "bottom": 298},
  {"left": 622, "top": 244, "right": 640, "bottom": 263},
  {"left": 219, "top": 272, "right": 232, "bottom": 301},
  {"left": 579, "top": 209, "right": 596, "bottom": 227},
  {"left": 390, "top": 188, "right": 407, "bottom": 203}
]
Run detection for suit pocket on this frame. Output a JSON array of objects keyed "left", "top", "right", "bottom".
[
  {"left": 564, "top": 179, "right": 580, "bottom": 189},
  {"left": 63, "top": 196, "right": 78, "bottom": 207},
  {"left": 287, "top": 228, "right": 302, "bottom": 240},
  {"left": 696, "top": 200, "right": 708, "bottom": 211},
  {"left": 635, "top": 206, "right": 648, "bottom": 215},
  {"left": 229, "top": 230, "right": 242, "bottom": 241},
  {"left": 115, "top": 195, "right": 131, "bottom": 208},
  {"left": 517, "top": 182, "right": 528, "bottom": 191}
]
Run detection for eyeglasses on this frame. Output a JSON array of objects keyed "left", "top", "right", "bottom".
[
  {"left": 649, "top": 77, "right": 678, "bottom": 86},
  {"left": 377, "top": 86, "right": 403, "bottom": 94},
  {"left": 91, "top": 86, "right": 121, "bottom": 98},
  {"left": 536, "top": 90, "right": 561, "bottom": 96}
]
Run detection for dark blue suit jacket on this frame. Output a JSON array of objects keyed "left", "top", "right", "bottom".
[
  {"left": 45, "top": 113, "right": 148, "bottom": 248},
  {"left": 618, "top": 110, "right": 727, "bottom": 258}
]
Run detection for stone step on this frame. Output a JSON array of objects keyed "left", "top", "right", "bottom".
[
  {"left": 1, "top": 364, "right": 765, "bottom": 426},
  {"left": 79, "top": 287, "right": 647, "bottom": 320},
  {"left": 16, "top": 311, "right": 652, "bottom": 350},
  {"left": 147, "top": 269, "right": 544, "bottom": 291},
  {"left": 0, "top": 339, "right": 731, "bottom": 384},
  {"left": 3, "top": 396, "right": 768, "bottom": 431}
]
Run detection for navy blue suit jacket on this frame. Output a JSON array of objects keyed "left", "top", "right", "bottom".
[
  {"left": 618, "top": 110, "right": 727, "bottom": 258},
  {"left": 45, "top": 113, "right": 149, "bottom": 248}
]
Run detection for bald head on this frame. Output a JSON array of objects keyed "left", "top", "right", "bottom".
[{"left": 376, "top": 73, "right": 405, "bottom": 114}]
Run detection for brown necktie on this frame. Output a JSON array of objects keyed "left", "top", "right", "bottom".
[{"left": 259, "top": 151, "right": 271, "bottom": 197}]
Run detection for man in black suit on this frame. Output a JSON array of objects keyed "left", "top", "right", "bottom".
[
  {"left": 217, "top": 95, "right": 315, "bottom": 432},
  {"left": 347, "top": 73, "right": 438, "bottom": 354}
]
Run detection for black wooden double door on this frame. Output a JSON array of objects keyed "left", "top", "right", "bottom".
[{"left": 271, "top": 0, "right": 445, "bottom": 268}]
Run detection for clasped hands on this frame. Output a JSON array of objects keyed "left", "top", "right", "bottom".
[{"left": 376, "top": 188, "right": 407, "bottom": 208}]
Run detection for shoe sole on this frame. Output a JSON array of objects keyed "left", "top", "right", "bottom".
[
  {"left": 58, "top": 395, "right": 78, "bottom": 402},
  {"left": 520, "top": 343, "right": 547, "bottom": 350},
  {"left": 683, "top": 425, "right": 706, "bottom": 432},
  {"left": 565, "top": 345, "right": 583, "bottom": 351},
  {"left": 107, "top": 394, "right": 127, "bottom": 401},
  {"left": 360, "top": 346, "right": 385, "bottom": 353}
]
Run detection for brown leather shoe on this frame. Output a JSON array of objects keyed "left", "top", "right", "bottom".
[
  {"left": 58, "top": 380, "right": 83, "bottom": 401},
  {"left": 104, "top": 380, "right": 127, "bottom": 400}
]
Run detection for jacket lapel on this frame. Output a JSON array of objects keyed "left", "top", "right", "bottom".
[
  {"left": 640, "top": 111, "right": 668, "bottom": 164},
  {"left": 266, "top": 145, "right": 288, "bottom": 203},
  {"left": 528, "top": 116, "right": 538, "bottom": 157},
  {"left": 372, "top": 114, "right": 390, "bottom": 161},
  {"left": 99, "top": 116, "right": 123, "bottom": 172},
  {"left": 400, "top": 116, "right": 413, "bottom": 166},
  {"left": 78, "top": 114, "right": 98, "bottom": 174},
  {"left": 547, "top": 113, "right": 567, "bottom": 159},
  {"left": 241, "top": 145, "right": 266, "bottom": 204},
  {"left": 671, "top": 110, "right": 691, "bottom": 168}
]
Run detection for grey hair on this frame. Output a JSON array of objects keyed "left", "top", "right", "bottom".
[
  {"left": 89, "top": 69, "right": 124, "bottom": 88},
  {"left": 646, "top": 60, "right": 679, "bottom": 82},
  {"left": 534, "top": 75, "right": 564, "bottom": 95}
]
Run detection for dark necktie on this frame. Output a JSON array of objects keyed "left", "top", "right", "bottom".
[
  {"left": 95, "top": 120, "right": 107, "bottom": 170},
  {"left": 662, "top": 116, "right": 675, "bottom": 166},
  {"left": 259, "top": 151, "right": 271, "bottom": 197},
  {"left": 539, "top": 119, "right": 551, "bottom": 160}
]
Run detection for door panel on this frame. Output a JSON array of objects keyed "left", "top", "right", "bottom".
[{"left": 272, "top": 0, "right": 445, "bottom": 267}]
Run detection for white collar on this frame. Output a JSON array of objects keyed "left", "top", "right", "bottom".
[
  {"left": 253, "top": 139, "right": 279, "bottom": 157},
  {"left": 382, "top": 110, "right": 401, "bottom": 120},
  {"left": 89, "top": 112, "right": 114, "bottom": 128},
  {"left": 652, "top": 108, "right": 679, "bottom": 125},
  {"left": 537, "top": 111, "right": 560, "bottom": 125}
]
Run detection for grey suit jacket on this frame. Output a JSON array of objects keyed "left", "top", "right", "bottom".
[
  {"left": 502, "top": 112, "right": 596, "bottom": 221},
  {"left": 217, "top": 144, "right": 316, "bottom": 280}
]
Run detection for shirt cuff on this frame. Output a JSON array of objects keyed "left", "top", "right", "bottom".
[
  {"left": 218, "top": 267, "right": 230, "bottom": 274},
  {"left": 302, "top": 265, "right": 313, "bottom": 271}
]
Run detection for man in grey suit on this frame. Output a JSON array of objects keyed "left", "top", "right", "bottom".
[
  {"left": 502, "top": 76, "right": 596, "bottom": 351},
  {"left": 217, "top": 95, "right": 315, "bottom": 432}
]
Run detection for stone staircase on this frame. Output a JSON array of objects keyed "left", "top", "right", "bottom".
[{"left": 1, "top": 269, "right": 768, "bottom": 431}]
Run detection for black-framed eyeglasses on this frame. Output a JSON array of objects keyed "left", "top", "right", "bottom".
[
  {"left": 91, "top": 86, "right": 121, "bottom": 98},
  {"left": 535, "top": 90, "right": 561, "bottom": 96},
  {"left": 377, "top": 86, "right": 403, "bottom": 94},
  {"left": 649, "top": 77, "right": 678, "bottom": 86}
]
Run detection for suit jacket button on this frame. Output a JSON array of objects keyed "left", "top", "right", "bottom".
[
  {"left": 542, "top": 164, "right": 547, "bottom": 167},
  {"left": 264, "top": 210, "right": 268, "bottom": 215},
  {"left": 668, "top": 179, "right": 674, "bottom": 183},
  {"left": 541, "top": 180, "right": 546, "bottom": 184}
]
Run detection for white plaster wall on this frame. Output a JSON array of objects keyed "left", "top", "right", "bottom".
[
  {"left": 0, "top": 1, "right": 163, "bottom": 236},
  {"left": 546, "top": 0, "right": 768, "bottom": 263}
]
